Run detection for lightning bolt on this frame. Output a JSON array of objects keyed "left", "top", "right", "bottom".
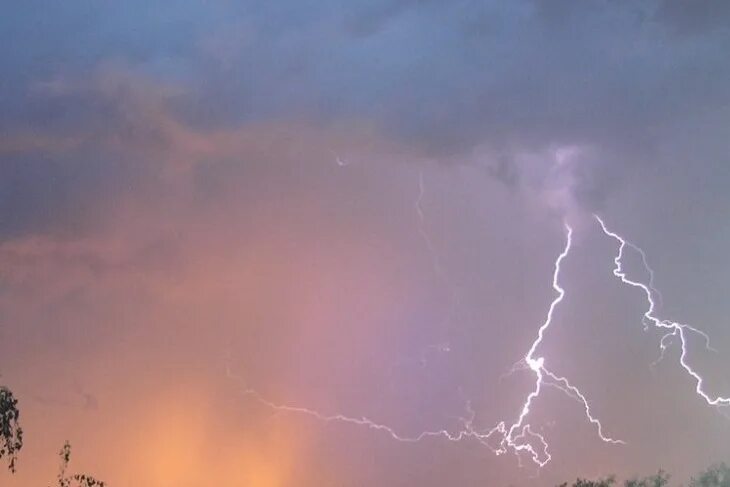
[
  {"left": 595, "top": 215, "right": 730, "bottom": 407},
  {"left": 225, "top": 361, "right": 482, "bottom": 444},
  {"left": 228, "top": 221, "right": 623, "bottom": 469},
  {"left": 387, "top": 171, "right": 455, "bottom": 376},
  {"left": 410, "top": 170, "right": 457, "bottom": 361},
  {"left": 488, "top": 222, "right": 623, "bottom": 467}
]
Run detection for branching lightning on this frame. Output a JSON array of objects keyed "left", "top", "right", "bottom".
[
  {"left": 595, "top": 215, "right": 730, "bottom": 407},
  {"left": 225, "top": 205, "right": 730, "bottom": 471},
  {"left": 487, "top": 223, "right": 623, "bottom": 467},
  {"left": 229, "top": 221, "right": 624, "bottom": 468}
]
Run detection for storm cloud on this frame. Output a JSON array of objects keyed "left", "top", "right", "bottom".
[{"left": 1, "top": 1, "right": 730, "bottom": 485}]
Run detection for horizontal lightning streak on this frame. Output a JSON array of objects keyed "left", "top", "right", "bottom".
[
  {"left": 241, "top": 387, "right": 475, "bottom": 443},
  {"left": 224, "top": 360, "right": 499, "bottom": 445}
]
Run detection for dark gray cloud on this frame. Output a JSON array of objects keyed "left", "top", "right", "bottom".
[
  {"left": 2, "top": 0, "right": 728, "bottom": 230},
  {"left": 656, "top": 0, "right": 730, "bottom": 35},
  {"left": 191, "top": 0, "right": 730, "bottom": 207},
  {"left": 0, "top": 64, "right": 186, "bottom": 239},
  {"left": 0, "top": 153, "right": 122, "bottom": 240}
]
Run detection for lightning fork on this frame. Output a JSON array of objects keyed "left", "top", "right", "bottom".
[
  {"left": 226, "top": 221, "right": 622, "bottom": 469},
  {"left": 595, "top": 215, "right": 730, "bottom": 407},
  {"left": 489, "top": 222, "right": 623, "bottom": 467}
]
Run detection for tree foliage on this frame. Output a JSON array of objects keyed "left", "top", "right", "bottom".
[
  {"left": 2, "top": 384, "right": 104, "bottom": 485},
  {"left": 0, "top": 386, "right": 23, "bottom": 473},
  {"left": 557, "top": 475, "right": 616, "bottom": 487},
  {"left": 558, "top": 471, "right": 669, "bottom": 487},
  {"left": 55, "top": 441, "right": 106, "bottom": 487},
  {"left": 624, "top": 470, "right": 670, "bottom": 487},
  {"left": 689, "top": 463, "right": 730, "bottom": 487}
]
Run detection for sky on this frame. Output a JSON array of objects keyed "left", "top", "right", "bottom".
[{"left": 1, "top": 1, "right": 730, "bottom": 485}]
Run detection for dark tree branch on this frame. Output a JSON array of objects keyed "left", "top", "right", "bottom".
[{"left": 0, "top": 386, "right": 23, "bottom": 473}]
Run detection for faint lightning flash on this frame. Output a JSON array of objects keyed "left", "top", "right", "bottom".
[
  {"left": 410, "top": 170, "right": 457, "bottom": 358},
  {"left": 330, "top": 150, "right": 350, "bottom": 167},
  {"left": 226, "top": 361, "right": 478, "bottom": 444},
  {"left": 387, "top": 171, "right": 454, "bottom": 375},
  {"left": 595, "top": 215, "right": 730, "bottom": 407},
  {"left": 415, "top": 170, "right": 443, "bottom": 277},
  {"left": 229, "top": 222, "right": 623, "bottom": 468}
]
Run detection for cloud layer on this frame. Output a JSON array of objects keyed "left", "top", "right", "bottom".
[{"left": 1, "top": 1, "right": 730, "bottom": 485}]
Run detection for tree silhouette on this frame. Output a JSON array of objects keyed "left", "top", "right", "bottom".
[
  {"left": 557, "top": 471, "right": 669, "bottom": 487},
  {"left": 0, "top": 386, "right": 23, "bottom": 473},
  {"left": 624, "top": 470, "right": 669, "bottom": 487},
  {"left": 2, "top": 384, "right": 105, "bottom": 485},
  {"left": 689, "top": 463, "right": 730, "bottom": 487},
  {"left": 54, "top": 441, "right": 106, "bottom": 487},
  {"left": 557, "top": 475, "right": 616, "bottom": 487}
]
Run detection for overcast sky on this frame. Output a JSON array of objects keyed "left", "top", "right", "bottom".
[{"left": 1, "top": 1, "right": 730, "bottom": 485}]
